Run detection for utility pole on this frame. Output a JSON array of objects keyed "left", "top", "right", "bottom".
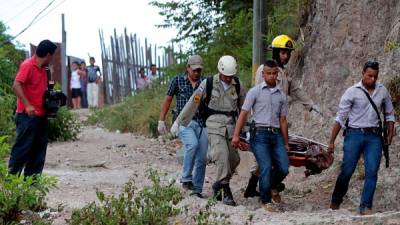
[
  {"left": 61, "top": 14, "right": 67, "bottom": 95},
  {"left": 252, "top": 0, "right": 267, "bottom": 84}
]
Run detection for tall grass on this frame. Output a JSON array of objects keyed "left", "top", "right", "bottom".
[{"left": 87, "top": 85, "right": 173, "bottom": 137}]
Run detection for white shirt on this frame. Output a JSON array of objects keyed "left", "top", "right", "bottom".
[
  {"left": 70, "top": 70, "right": 81, "bottom": 89},
  {"left": 221, "top": 80, "right": 230, "bottom": 90}
]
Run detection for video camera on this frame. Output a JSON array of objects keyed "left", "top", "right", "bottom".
[{"left": 44, "top": 68, "right": 67, "bottom": 118}]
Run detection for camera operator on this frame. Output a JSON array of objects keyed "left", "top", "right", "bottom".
[{"left": 8, "top": 40, "right": 57, "bottom": 177}]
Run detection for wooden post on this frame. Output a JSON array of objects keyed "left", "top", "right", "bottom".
[
  {"left": 110, "top": 35, "right": 117, "bottom": 104},
  {"left": 113, "top": 29, "right": 121, "bottom": 102},
  {"left": 145, "top": 38, "right": 149, "bottom": 69},
  {"left": 61, "top": 14, "right": 68, "bottom": 95},
  {"left": 124, "top": 28, "right": 132, "bottom": 96},
  {"left": 133, "top": 34, "right": 140, "bottom": 92}
]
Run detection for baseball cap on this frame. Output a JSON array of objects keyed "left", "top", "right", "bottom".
[{"left": 187, "top": 55, "right": 203, "bottom": 70}]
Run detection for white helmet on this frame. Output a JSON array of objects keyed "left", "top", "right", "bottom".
[{"left": 217, "top": 55, "right": 237, "bottom": 76}]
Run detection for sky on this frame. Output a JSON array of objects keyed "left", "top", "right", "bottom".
[{"left": 0, "top": 0, "right": 177, "bottom": 66}]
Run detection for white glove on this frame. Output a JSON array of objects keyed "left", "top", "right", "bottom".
[
  {"left": 170, "top": 121, "right": 180, "bottom": 137},
  {"left": 157, "top": 121, "right": 167, "bottom": 135},
  {"left": 310, "top": 105, "right": 323, "bottom": 116}
]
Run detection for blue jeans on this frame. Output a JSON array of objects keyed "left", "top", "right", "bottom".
[
  {"left": 250, "top": 130, "right": 289, "bottom": 203},
  {"left": 8, "top": 113, "right": 49, "bottom": 176},
  {"left": 179, "top": 120, "right": 208, "bottom": 193},
  {"left": 331, "top": 129, "right": 382, "bottom": 211}
]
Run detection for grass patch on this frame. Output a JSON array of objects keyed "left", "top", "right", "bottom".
[{"left": 87, "top": 85, "right": 172, "bottom": 137}]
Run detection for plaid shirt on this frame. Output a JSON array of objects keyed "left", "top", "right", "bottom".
[{"left": 167, "top": 74, "right": 204, "bottom": 123}]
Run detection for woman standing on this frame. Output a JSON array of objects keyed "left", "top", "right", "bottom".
[
  {"left": 80, "top": 61, "right": 88, "bottom": 108},
  {"left": 70, "top": 61, "right": 84, "bottom": 109}
]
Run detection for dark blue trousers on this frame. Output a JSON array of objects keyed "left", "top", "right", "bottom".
[
  {"left": 331, "top": 129, "right": 382, "bottom": 211},
  {"left": 8, "top": 113, "right": 49, "bottom": 176}
]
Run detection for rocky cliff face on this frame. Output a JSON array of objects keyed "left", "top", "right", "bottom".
[
  {"left": 289, "top": 0, "right": 400, "bottom": 137},
  {"left": 287, "top": 0, "right": 400, "bottom": 210}
]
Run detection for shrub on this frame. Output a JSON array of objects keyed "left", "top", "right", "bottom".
[
  {"left": 0, "top": 166, "right": 57, "bottom": 223},
  {"left": 0, "top": 135, "right": 10, "bottom": 160},
  {"left": 192, "top": 198, "right": 230, "bottom": 225},
  {"left": 68, "top": 169, "right": 183, "bottom": 225},
  {"left": 0, "top": 84, "right": 16, "bottom": 141},
  {"left": 48, "top": 107, "right": 82, "bottom": 141}
]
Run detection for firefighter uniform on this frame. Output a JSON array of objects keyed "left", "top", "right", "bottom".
[{"left": 176, "top": 73, "right": 246, "bottom": 205}]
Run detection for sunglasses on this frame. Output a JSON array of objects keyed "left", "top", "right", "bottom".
[{"left": 363, "top": 61, "right": 379, "bottom": 71}]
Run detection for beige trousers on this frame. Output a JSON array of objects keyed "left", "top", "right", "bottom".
[{"left": 208, "top": 133, "right": 240, "bottom": 184}]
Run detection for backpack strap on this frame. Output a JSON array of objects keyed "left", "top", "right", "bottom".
[
  {"left": 233, "top": 76, "right": 241, "bottom": 110},
  {"left": 204, "top": 76, "right": 213, "bottom": 105}
]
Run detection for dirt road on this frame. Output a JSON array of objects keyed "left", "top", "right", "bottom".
[{"left": 44, "top": 110, "right": 400, "bottom": 225}]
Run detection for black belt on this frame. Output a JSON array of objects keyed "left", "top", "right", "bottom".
[
  {"left": 347, "top": 127, "right": 381, "bottom": 133},
  {"left": 16, "top": 112, "right": 47, "bottom": 119},
  {"left": 255, "top": 126, "right": 280, "bottom": 133}
]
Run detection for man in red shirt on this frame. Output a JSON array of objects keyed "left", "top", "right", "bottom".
[{"left": 8, "top": 40, "right": 57, "bottom": 176}]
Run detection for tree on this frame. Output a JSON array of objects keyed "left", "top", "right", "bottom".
[
  {"left": 0, "top": 21, "right": 24, "bottom": 138},
  {"left": 150, "top": 0, "right": 252, "bottom": 52}
]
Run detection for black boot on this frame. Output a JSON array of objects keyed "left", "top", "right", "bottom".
[
  {"left": 244, "top": 174, "right": 260, "bottom": 198},
  {"left": 212, "top": 182, "right": 222, "bottom": 201},
  {"left": 222, "top": 184, "right": 236, "bottom": 206},
  {"left": 275, "top": 182, "right": 285, "bottom": 192}
]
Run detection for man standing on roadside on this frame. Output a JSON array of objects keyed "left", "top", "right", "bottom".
[
  {"left": 328, "top": 61, "right": 395, "bottom": 215},
  {"left": 158, "top": 55, "right": 208, "bottom": 198},
  {"left": 8, "top": 40, "right": 57, "bottom": 176},
  {"left": 87, "top": 57, "right": 101, "bottom": 108}
]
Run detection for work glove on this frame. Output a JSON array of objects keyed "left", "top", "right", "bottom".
[
  {"left": 310, "top": 105, "right": 323, "bottom": 116},
  {"left": 170, "top": 121, "right": 180, "bottom": 137},
  {"left": 157, "top": 120, "right": 167, "bottom": 135}
]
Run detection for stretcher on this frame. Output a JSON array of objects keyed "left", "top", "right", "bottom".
[{"left": 239, "top": 133, "right": 334, "bottom": 177}]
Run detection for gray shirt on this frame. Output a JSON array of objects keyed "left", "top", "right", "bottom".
[
  {"left": 335, "top": 81, "right": 395, "bottom": 128},
  {"left": 242, "top": 82, "right": 288, "bottom": 128}
]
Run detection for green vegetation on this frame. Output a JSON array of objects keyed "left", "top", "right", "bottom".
[
  {"left": 0, "top": 22, "right": 24, "bottom": 141},
  {"left": 0, "top": 21, "right": 62, "bottom": 224},
  {"left": 87, "top": 86, "right": 170, "bottom": 136},
  {"left": 191, "top": 198, "right": 230, "bottom": 225},
  {"left": 0, "top": 168, "right": 57, "bottom": 223},
  {"left": 68, "top": 170, "right": 183, "bottom": 225},
  {"left": 68, "top": 169, "right": 235, "bottom": 225},
  {"left": 48, "top": 107, "right": 82, "bottom": 141},
  {"left": 0, "top": 134, "right": 57, "bottom": 224}
]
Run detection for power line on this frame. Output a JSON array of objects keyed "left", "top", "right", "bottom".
[
  {"left": 5, "top": 0, "right": 43, "bottom": 24},
  {"left": 12, "top": 0, "right": 57, "bottom": 39},
  {"left": 33, "top": 0, "right": 67, "bottom": 26}
]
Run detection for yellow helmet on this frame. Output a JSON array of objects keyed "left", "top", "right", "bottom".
[{"left": 271, "top": 35, "right": 294, "bottom": 50}]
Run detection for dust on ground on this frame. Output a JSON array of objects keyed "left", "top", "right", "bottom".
[{"left": 45, "top": 109, "right": 400, "bottom": 225}]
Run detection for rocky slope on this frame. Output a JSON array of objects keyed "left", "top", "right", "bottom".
[{"left": 286, "top": 0, "right": 400, "bottom": 213}]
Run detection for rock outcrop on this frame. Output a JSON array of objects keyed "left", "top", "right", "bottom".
[{"left": 287, "top": 0, "right": 400, "bottom": 210}]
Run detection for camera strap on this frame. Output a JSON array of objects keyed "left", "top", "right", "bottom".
[{"left": 46, "top": 67, "right": 55, "bottom": 87}]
